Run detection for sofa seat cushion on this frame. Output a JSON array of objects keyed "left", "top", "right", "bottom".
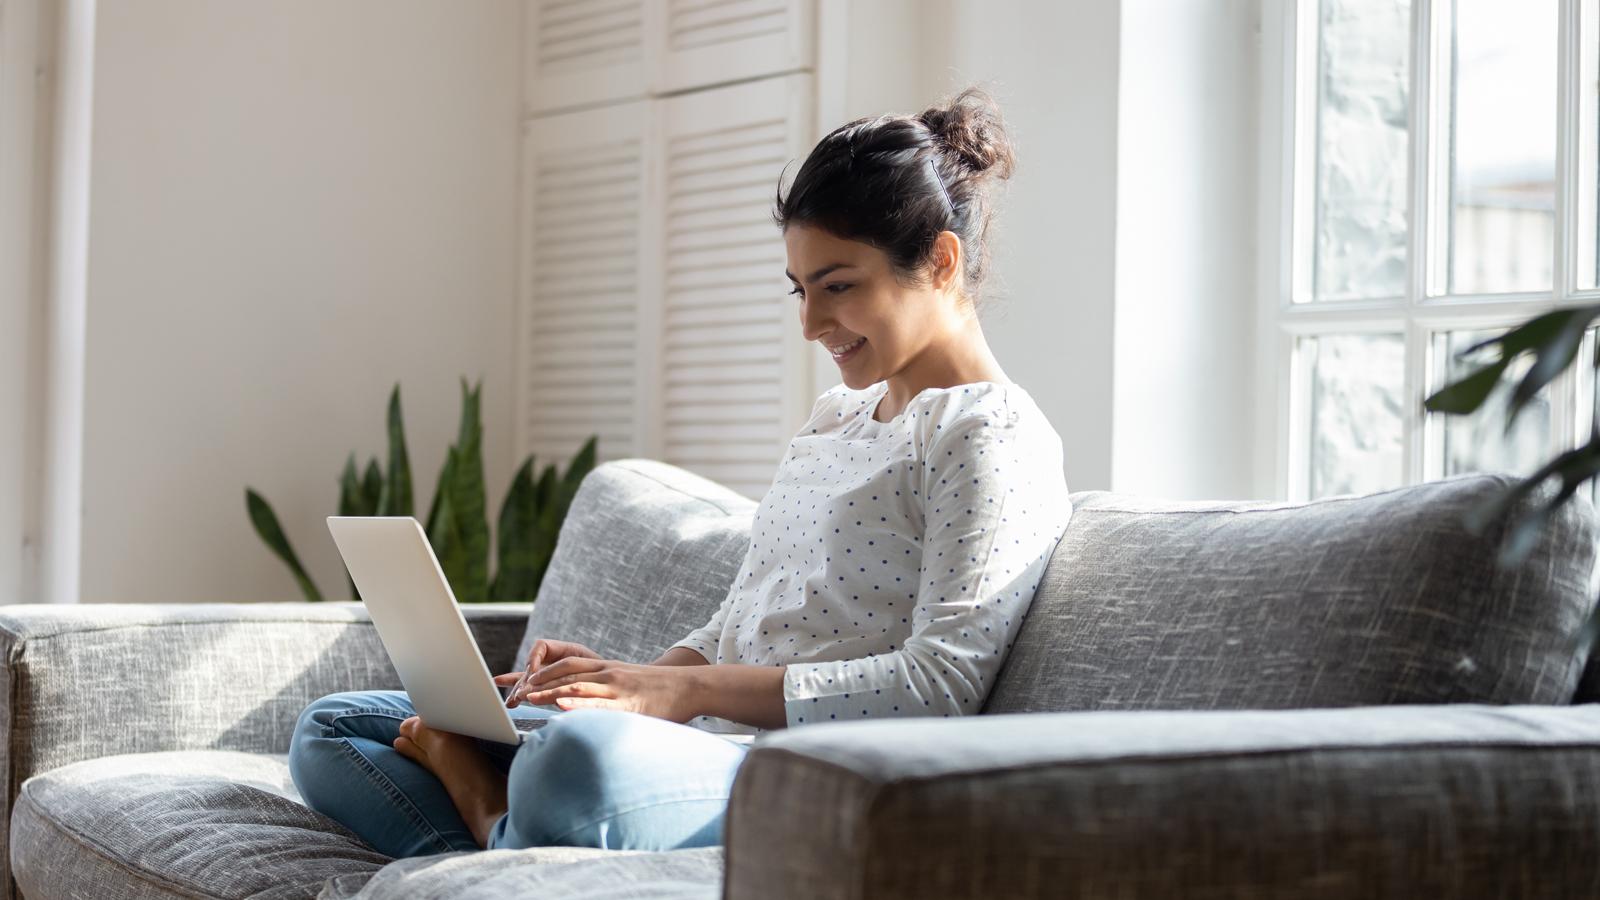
[
  {"left": 10, "top": 750, "right": 391, "bottom": 899},
  {"left": 319, "top": 845, "right": 723, "bottom": 899},
  {"left": 10, "top": 749, "right": 723, "bottom": 900}
]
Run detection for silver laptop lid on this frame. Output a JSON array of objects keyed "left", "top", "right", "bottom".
[{"left": 326, "top": 516, "right": 525, "bottom": 745}]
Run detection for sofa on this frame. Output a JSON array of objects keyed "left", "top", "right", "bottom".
[{"left": 3, "top": 457, "right": 1600, "bottom": 898}]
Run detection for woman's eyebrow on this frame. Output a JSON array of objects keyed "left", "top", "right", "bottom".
[{"left": 784, "top": 263, "right": 854, "bottom": 284}]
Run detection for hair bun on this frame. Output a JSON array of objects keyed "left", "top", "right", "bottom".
[{"left": 917, "top": 86, "right": 1016, "bottom": 181}]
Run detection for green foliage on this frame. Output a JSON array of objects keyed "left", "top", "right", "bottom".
[
  {"left": 1423, "top": 301, "right": 1600, "bottom": 663},
  {"left": 245, "top": 379, "right": 599, "bottom": 606}
]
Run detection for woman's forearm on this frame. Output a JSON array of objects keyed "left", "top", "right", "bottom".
[{"left": 686, "top": 663, "right": 788, "bottom": 730}]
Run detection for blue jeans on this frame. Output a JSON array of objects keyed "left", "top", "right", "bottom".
[{"left": 287, "top": 690, "right": 749, "bottom": 858}]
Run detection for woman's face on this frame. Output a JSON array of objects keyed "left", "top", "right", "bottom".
[{"left": 783, "top": 224, "right": 959, "bottom": 389}]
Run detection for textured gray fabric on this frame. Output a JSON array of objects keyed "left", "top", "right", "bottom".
[
  {"left": 319, "top": 846, "right": 722, "bottom": 900},
  {"left": 725, "top": 704, "right": 1600, "bottom": 899},
  {"left": 0, "top": 601, "right": 527, "bottom": 900},
  {"left": 516, "top": 459, "right": 757, "bottom": 668},
  {"left": 987, "top": 473, "right": 1600, "bottom": 713},
  {"left": 10, "top": 750, "right": 390, "bottom": 899}
]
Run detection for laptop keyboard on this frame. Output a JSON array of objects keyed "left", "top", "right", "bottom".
[{"left": 512, "top": 718, "right": 547, "bottom": 732}]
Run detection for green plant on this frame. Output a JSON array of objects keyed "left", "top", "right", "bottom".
[
  {"left": 245, "top": 378, "right": 599, "bottom": 604},
  {"left": 1423, "top": 302, "right": 1600, "bottom": 660}
]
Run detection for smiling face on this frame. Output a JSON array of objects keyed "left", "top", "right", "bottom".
[{"left": 784, "top": 224, "right": 965, "bottom": 390}]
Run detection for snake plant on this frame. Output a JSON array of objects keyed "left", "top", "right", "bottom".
[{"left": 245, "top": 377, "right": 599, "bottom": 603}]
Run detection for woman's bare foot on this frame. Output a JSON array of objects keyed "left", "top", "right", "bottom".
[{"left": 393, "top": 715, "right": 509, "bottom": 848}]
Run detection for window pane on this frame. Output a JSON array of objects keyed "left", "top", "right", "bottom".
[
  {"left": 1305, "top": 334, "right": 1406, "bottom": 497},
  {"left": 1446, "top": 0, "right": 1557, "bottom": 295},
  {"left": 1432, "top": 329, "right": 1552, "bottom": 476},
  {"left": 1312, "top": 0, "right": 1412, "bottom": 302}
]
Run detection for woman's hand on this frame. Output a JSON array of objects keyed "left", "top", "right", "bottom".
[
  {"left": 516, "top": 657, "right": 700, "bottom": 723},
  {"left": 492, "top": 638, "right": 602, "bottom": 706}
]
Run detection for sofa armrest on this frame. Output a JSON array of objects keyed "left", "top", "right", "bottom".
[{"left": 724, "top": 704, "right": 1600, "bottom": 900}]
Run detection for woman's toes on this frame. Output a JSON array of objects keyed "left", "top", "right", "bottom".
[{"left": 393, "top": 733, "right": 420, "bottom": 763}]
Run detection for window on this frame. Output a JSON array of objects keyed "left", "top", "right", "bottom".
[{"left": 1263, "top": 0, "right": 1600, "bottom": 500}]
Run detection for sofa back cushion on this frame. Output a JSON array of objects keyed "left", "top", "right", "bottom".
[
  {"left": 984, "top": 473, "right": 1600, "bottom": 714},
  {"left": 515, "top": 459, "right": 756, "bottom": 670}
]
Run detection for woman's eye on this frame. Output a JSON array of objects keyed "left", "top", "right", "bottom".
[{"left": 786, "top": 283, "right": 851, "bottom": 298}]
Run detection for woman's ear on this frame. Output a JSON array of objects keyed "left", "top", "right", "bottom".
[{"left": 929, "top": 231, "right": 963, "bottom": 294}]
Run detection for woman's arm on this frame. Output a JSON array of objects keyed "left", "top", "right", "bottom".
[{"left": 518, "top": 656, "right": 788, "bottom": 729}]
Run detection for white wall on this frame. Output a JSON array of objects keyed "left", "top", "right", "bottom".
[
  {"left": 75, "top": 0, "right": 521, "bottom": 603},
  {"left": 1112, "top": 0, "right": 1261, "bottom": 499}
]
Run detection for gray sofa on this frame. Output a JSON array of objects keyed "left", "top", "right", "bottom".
[{"left": 3, "top": 458, "right": 1600, "bottom": 898}]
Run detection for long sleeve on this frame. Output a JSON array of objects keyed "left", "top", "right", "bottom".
[{"left": 780, "top": 407, "right": 1071, "bottom": 725}]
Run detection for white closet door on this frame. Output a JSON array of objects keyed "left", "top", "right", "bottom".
[
  {"left": 517, "top": 99, "right": 655, "bottom": 472},
  {"left": 523, "top": 0, "right": 657, "bottom": 115},
  {"left": 657, "top": 0, "right": 814, "bottom": 93},
  {"left": 654, "top": 72, "right": 814, "bottom": 500}
]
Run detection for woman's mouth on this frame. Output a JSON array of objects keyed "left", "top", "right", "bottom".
[{"left": 829, "top": 337, "right": 866, "bottom": 363}]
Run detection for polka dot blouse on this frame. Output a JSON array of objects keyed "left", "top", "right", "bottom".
[{"left": 670, "top": 379, "right": 1073, "bottom": 734}]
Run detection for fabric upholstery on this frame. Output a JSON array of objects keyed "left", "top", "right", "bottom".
[
  {"left": 986, "top": 473, "right": 1600, "bottom": 713},
  {"left": 320, "top": 846, "right": 722, "bottom": 899},
  {"left": 8, "top": 749, "right": 712, "bottom": 900},
  {"left": 0, "top": 602, "right": 527, "bottom": 899},
  {"left": 516, "top": 459, "right": 757, "bottom": 668},
  {"left": 724, "top": 703, "right": 1600, "bottom": 899},
  {"left": 10, "top": 750, "right": 388, "bottom": 899}
]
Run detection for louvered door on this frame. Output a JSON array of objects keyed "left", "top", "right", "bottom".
[
  {"left": 523, "top": 0, "right": 656, "bottom": 115},
  {"left": 657, "top": 0, "right": 814, "bottom": 93},
  {"left": 653, "top": 73, "right": 814, "bottom": 499},
  {"left": 516, "top": 99, "right": 654, "bottom": 471}
]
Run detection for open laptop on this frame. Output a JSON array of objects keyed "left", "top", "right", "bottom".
[
  {"left": 327, "top": 516, "right": 757, "bottom": 748},
  {"left": 326, "top": 516, "right": 549, "bottom": 745}
]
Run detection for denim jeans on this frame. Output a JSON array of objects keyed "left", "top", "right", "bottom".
[{"left": 286, "top": 690, "right": 749, "bottom": 859}]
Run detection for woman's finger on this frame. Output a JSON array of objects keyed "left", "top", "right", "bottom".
[
  {"left": 530, "top": 656, "right": 605, "bottom": 686},
  {"left": 555, "top": 696, "right": 616, "bottom": 711},
  {"left": 522, "top": 681, "right": 615, "bottom": 705},
  {"left": 529, "top": 670, "right": 613, "bottom": 692}
]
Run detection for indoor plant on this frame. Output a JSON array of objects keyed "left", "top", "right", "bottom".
[{"left": 245, "top": 377, "right": 598, "bottom": 604}]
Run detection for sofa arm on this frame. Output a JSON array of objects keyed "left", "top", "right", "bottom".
[{"left": 724, "top": 704, "right": 1600, "bottom": 900}]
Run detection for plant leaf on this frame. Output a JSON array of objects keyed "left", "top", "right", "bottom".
[
  {"left": 1507, "top": 305, "right": 1598, "bottom": 425},
  {"left": 426, "top": 449, "right": 471, "bottom": 603},
  {"left": 1423, "top": 358, "right": 1511, "bottom": 415},
  {"left": 379, "top": 383, "right": 414, "bottom": 517},
  {"left": 490, "top": 456, "right": 541, "bottom": 603},
  {"left": 448, "top": 377, "right": 491, "bottom": 602},
  {"left": 245, "top": 488, "right": 323, "bottom": 602},
  {"left": 361, "top": 457, "right": 383, "bottom": 516}
]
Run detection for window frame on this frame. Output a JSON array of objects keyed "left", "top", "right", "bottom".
[{"left": 1258, "top": 0, "right": 1600, "bottom": 501}]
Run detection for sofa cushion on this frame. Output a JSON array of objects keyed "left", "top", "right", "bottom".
[
  {"left": 517, "top": 459, "right": 757, "bottom": 668},
  {"left": 319, "top": 845, "right": 722, "bottom": 899},
  {"left": 986, "top": 473, "right": 1600, "bottom": 713},
  {"left": 9, "top": 749, "right": 706, "bottom": 900},
  {"left": 9, "top": 750, "right": 388, "bottom": 899}
]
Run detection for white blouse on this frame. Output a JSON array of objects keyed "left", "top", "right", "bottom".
[{"left": 670, "top": 378, "right": 1073, "bottom": 734}]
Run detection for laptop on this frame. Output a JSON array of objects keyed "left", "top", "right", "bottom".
[
  {"left": 326, "top": 516, "right": 550, "bottom": 745},
  {"left": 327, "top": 516, "right": 758, "bottom": 748}
]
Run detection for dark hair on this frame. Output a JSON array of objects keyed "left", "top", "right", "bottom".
[{"left": 772, "top": 85, "right": 1017, "bottom": 307}]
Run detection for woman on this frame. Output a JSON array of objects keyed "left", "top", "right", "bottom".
[{"left": 288, "top": 85, "right": 1072, "bottom": 859}]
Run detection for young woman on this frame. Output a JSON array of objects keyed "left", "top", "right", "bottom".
[{"left": 288, "top": 85, "right": 1072, "bottom": 859}]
